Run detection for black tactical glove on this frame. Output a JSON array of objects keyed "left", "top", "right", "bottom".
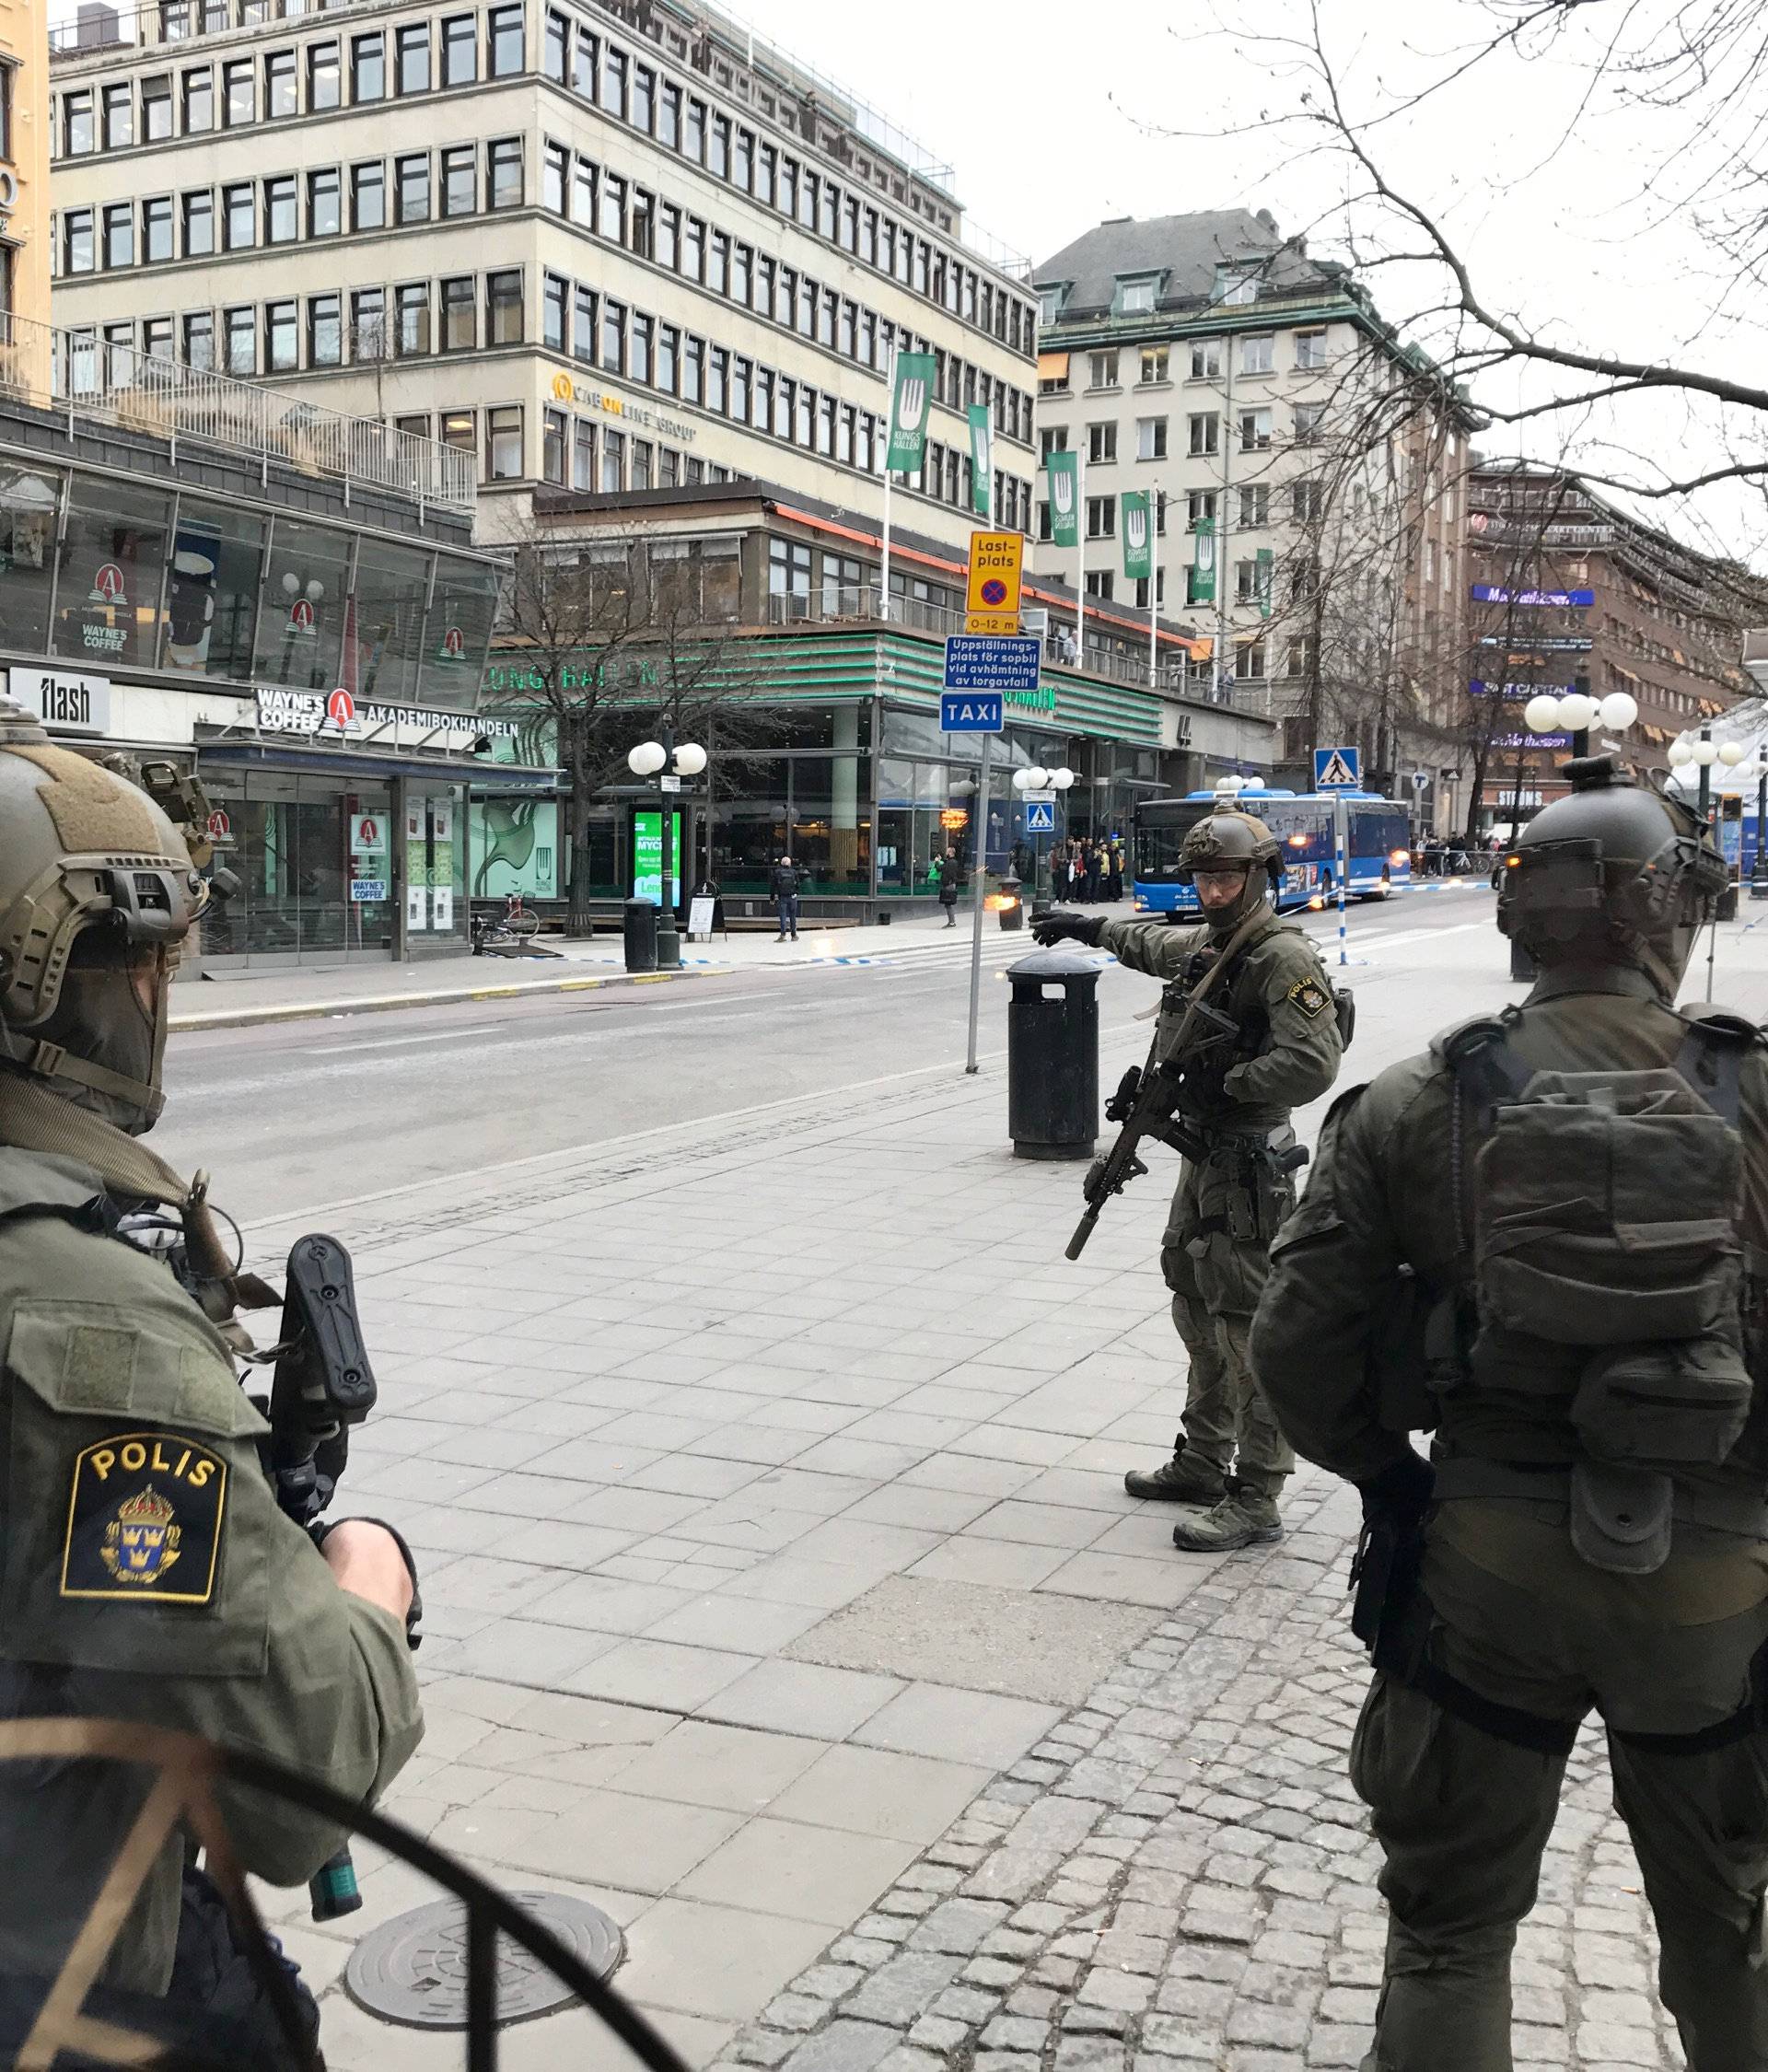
[
  {"left": 311, "top": 1516, "right": 425, "bottom": 1649},
  {"left": 1355, "top": 1450, "right": 1436, "bottom": 1531},
  {"left": 1031, "top": 912, "right": 1105, "bottom": 949}
]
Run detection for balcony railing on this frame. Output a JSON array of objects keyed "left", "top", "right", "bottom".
[
  {"left": 0, "top": 313, "right": 476, "bottom": 514},
  {"left": 763, "top": 584, "right": 1216, "bottom": 700}
]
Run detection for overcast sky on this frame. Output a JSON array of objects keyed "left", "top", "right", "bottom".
[{"left": 739, "top": 0, "right": 1766, "bottom": 565}]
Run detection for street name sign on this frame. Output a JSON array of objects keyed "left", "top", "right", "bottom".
[{"left": 1314, "top": 746, "right": 1362, "bottom": 790}]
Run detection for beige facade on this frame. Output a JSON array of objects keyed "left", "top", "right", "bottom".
[
  {"left": 0, "top": 0, "right": 49, "bottom": 324},
  {"left": 47, "top": 0, "right": 1036, "bottom": 550},
  {"left": 1032, "top": 212, "right": 1473, "bottom": 795}
]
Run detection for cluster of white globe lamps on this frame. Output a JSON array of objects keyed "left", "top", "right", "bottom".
[
  {"left": 1520, "top": 689, "right": 1639, "bottom": 739},
  {"left": 1011, "top": 764, "right": 1076, "bottom": 797},
  {"left": 1667, "top": 735, "right": 1758, "bottom": 781},
  {"left": 626, "top": 739, "right": 707, "bottom": 778}
]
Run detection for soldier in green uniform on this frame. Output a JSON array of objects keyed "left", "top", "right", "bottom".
[
  {"left": 0, "top": 700, "right": 423, "bottom": 2062},
  {"left": 1035, "top": 804, "right": 1343, "bottom": 1551},
  {"left": 1251, "top": 757, "right": 1768, "bottom": 2071}
]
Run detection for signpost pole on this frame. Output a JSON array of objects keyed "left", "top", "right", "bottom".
[
  {"left": 966, "top": 729, "right": 992, "bottom": 1076},
  {"left": 1335, "top": 795, "right": 1348, "bottom": 970},
  {"left": 1075, "top": 448, "right": 1087, "bottom": 671}
]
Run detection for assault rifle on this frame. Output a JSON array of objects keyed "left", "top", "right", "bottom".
[
  {"left": 248, "top": 1233, "right": 385, "bottom": 1922},
  {"left": 1065, "top": 902, "right": 1274, "bottom": 1261}
]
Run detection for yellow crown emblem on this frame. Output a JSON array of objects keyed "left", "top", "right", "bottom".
[{"left": 117, "top": 1485, "right": 175, "bottom": 1528}]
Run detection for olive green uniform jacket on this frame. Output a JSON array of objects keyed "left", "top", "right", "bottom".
[{"left": 0, "top": 1147, "right": 423, "bottom": 1997}]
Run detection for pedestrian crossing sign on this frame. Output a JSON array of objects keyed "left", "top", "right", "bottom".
[
  {"left": 1313, "top": 746, "right": 1361, "bottom": 790},
  {"left": 1025, "top": 800, "right": 1056, "bottom": 833}
]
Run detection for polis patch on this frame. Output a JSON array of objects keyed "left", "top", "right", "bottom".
[
  {"left": 1288, "top": 977, "right": 1332, "bottom": 1021},
  {"left": 60, "top": 1431, "right": 227, "bottom": 1605}
]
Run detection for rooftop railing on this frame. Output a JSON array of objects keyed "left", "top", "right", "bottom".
[{"left": 0, "top": 312, "right": 477, "bottom": 514}]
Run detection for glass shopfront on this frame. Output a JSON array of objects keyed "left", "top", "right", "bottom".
[{"left": 198, "top": 769, "right": 396, "bottom": 964}]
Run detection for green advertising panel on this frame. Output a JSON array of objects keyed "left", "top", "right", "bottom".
[
  {"left": 1122, "top": 491, "right": 1153, "bottom": 581},
  {"left": 470, "top": 798, "right": 560, "bottom": 898},
  {"left": 1046, "top": 451, "right": 1079, "bottom": 548},
  {"left": 632, "top": 809, "right": 683, "bottom": 906},
  {"left": 967, "top": 403, "right": 994, "bottom": 518},
  {"left": 887, "top": 352, "right": 937, "bottom": 472},
  {"left": 1256, "top": 545, "right": 1274, "bottom": 619}
]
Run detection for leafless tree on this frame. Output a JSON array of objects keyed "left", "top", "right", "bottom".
[{"left": 484, "top": 527, "right": 769, "bottom": 932}]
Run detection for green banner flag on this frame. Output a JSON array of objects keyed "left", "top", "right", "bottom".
[
  {"left": 1192, "top": 517, "right": 1216, "bottom": 605},
  {"left": 1256, "top": 545, "right": 1274, "bottom": 620},
  {"left": 967, "top": 404, "right": 993, "bottom": 518},
  {"left": 1122, "top": 491, "right": 1153, "bottom": 581},
  {"left": 1046, "top": 451, "right": 1079, "bottom": 548},
  {"left": 886, "top": 352, "right": 936, "bottom": 472}
]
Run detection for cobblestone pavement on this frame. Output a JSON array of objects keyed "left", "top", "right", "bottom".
[{"left": 717, "top": 1470, "right": 1688, "bottom": 2072}]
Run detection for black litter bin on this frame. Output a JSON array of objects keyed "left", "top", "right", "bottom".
[
  {"left": 623, "top": 898, "right": 658, "bottom": 973},
  {"left": 1006, "top": 945, "right": 1099, "bottom": 1160},
  {"left": 997, "top": 874, "right": 1025, "bottom": 932}
]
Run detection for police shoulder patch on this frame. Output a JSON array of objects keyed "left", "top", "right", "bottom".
[
  {"left": 1287, "top": 976, "right": 1332, "bottom": 1021},
  {"left": 60, "top": 1431, "right": 227, "bottom": 1604}
]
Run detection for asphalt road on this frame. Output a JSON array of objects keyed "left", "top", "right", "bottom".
[{"left": 157, "top": 884, "right": 1501, "bottom": 1228}]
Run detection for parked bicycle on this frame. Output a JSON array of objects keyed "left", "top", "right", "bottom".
[{"left": 471, "top": 892, "right": 541, "bottom": 953}]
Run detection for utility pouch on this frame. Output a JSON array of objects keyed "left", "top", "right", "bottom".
[
  {"left": 1569, "top": 1460, "right": 1674, "bottom": 1575},
  {"left": 1573, "top": 1336, "right": 1754, "bottom": 1465}
]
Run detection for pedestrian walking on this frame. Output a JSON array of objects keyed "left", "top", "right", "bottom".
[
  {"left": 769, "top": 852, "right": 802, "bottom": 940},
  {"left": 1034, "top": 804, "right": 1344, "bottom": 1550},
  {"left": 934, "top": 846, "right": 963, "bottom": 926},
  {"left": 1251, "top": 756, "right": 1762, "bottom": 2070}
]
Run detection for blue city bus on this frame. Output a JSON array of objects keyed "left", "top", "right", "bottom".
[{"left": 1133, "top": 790, "right": 1413, "bottom": 914}]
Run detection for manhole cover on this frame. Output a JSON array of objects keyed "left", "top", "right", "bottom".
[{"left": 343, "top": 1892, "right": 624, "bottom": 2029}]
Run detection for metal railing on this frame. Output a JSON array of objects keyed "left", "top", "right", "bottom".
[
  {"left": 0, "top": 312, "right": 477, "bottom": 513},
  {"left": 763, "top": 583, "right": 1211, "bottom": 699}
]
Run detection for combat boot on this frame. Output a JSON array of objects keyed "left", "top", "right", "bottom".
[
  {"left": 1170, "top": 1489, "right": 1283, "bottom": 1552},
  {"left": 1123, "top": 1453, "right": 1228, "bottom": 1505}
]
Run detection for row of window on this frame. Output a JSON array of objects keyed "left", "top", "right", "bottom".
[
  {"left": 53, "top": 138, "right": 524, "bottom": 274},
  {"left": 540, "top": 142, "right": 1034, "bottom": 446},
  {"left": 57, "top": 10, "right": 525, "bottom": 155},
  {"left": 538, "top": 1, "right": 1035, "bottom": 360},
  {"left": 1042, "top": 334, "right": 1332, "bottom": 397},
  {"left": 53, "top": 6, "right": 1034, "bottom": 362},
  {"left": 1041, "top": 402, "right": 1328, "bottom": 465}
]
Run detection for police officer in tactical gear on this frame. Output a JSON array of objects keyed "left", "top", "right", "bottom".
[
  {"left": 1037, "top": 804, "right": 1343, "bottom": 1552},
  {"left": 1252, "top": 756, "right": 1768, "bottom": 2071},
  {"left": 0, "top": 699, "right": 422, "bottom": 2062}
]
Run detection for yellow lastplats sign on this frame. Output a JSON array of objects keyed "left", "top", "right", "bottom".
[{"left": 966, "top": 530, "right": 1024, "bottom": 635}]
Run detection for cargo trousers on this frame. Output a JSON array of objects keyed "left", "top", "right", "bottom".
[
  {"left": 1160, "top": 1146, "right": 1296, "bottom": 1500},
  {"left": 1354, "top": 1508, "right": 1768, "bottom": 2072}
]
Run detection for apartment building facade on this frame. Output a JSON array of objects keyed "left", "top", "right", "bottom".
[
  {"left": 46, "top": 0, "right": 1039, "bottom": 547},
  {"left": 1031, "top": 209, "right": 1473, "bottom": 797},
  {"left": 0, "top": 0, "right": 47, "bottom": 324},
  {"left": 1461, "top": 463, "right": 1761, "bottom": 831}
]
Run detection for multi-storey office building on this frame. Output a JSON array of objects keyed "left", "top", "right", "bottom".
[
  {"left": 46, "top": 0, "right": 1039, "bottom": 549},
  {"left": 1460, "top": 463, "right": 1760, "bottom": 832},
  {"left": 1031, "top": 209, "right": 1474, "bottom": 797}
]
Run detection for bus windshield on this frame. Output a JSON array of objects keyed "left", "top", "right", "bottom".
[{"left": 1134, "top": 802, "right": 1216, "bottom": 882}]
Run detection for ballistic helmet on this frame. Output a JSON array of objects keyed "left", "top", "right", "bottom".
[
  {"left": 1177, "top": 806, "right": 1282, "bottom": 926},
  {"left": 0, "top": 696, "right": 207, "bottom": 1133},
  {"left": 1495, "top": 755, "right": 1725, "bottom": 997}
]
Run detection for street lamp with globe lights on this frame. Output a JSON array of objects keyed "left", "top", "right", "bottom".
[
  {"left": 626, "top": 726, "right": 704, "bottom": 971},
  {"left": 1013, "top": 764, "right": 1070, "bottom": 915}
]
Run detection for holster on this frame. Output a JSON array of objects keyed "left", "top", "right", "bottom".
[{"left": 1349, "top": 1510, "right": 1429, "bottom": 1673}]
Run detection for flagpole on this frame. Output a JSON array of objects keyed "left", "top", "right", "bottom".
[
  {"left": 879, "top": 335, "right": 896, "bottom": 624},
  {"left": 1148, "top": 494, "right": 1159, "bottom": 690},
  {"left": 1076, "top": 446, "right": 1087, "bottom": 670}
]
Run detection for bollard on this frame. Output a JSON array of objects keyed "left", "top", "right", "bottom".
[
  {"left": 622, "top": 899, "right": 658, "bottom": 974},
  {"left": 1006, "top": 946, "right": 1099, "bottom": 1160}
]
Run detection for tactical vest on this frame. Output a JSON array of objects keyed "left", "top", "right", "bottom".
[{"left": 1432, "top": 1007, "right": 1768, "bottom": 1571}]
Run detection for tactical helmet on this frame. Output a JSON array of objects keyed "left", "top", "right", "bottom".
[
  {"left": 1496, "top": 755, "right": 1725, "bottom": 996},
  {"left": 0, "top": 697, "right": 206, "bottom": 1133},
  {"left": 1177, "top": 806, "right": 1281, "bottom": 925}
]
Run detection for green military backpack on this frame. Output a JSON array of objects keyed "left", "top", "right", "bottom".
[{"left": 1442, "top": 1009, "right": 1761, "bottom": 1566}]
